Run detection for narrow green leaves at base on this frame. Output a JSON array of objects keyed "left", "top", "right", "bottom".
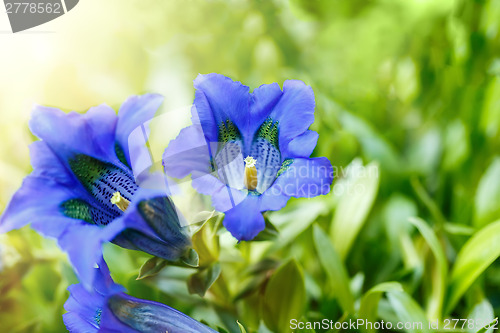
[
  {"left": 409, "top": 217, "right": 447, "bottom": 321},
  {"left": 313, "top": 224, "right": 354, "bottom": 314},
  {"left": 446, "top": 219, "right": 500, "bottom": 315},
  {"left": 387, "top": 290, "right": 430, "bottom": 333},
  {"left": 359, "top": 282, "right": 403, "bottom": 333},
  {"left": 330, "top": 159, "right": 380, "bottom": 260},
  {"left": 476, "top": 318, "right": 498, "bottom": 333},
  {"left": 469, "top": 300, "right": 495, "bottom": 333},
  {"left": 474, "top": 157, "right": 500, "bottom": 227},
  {"left": 262, "top": 259, "right": 306, "bottom": 333},
  {"left": 266, "top": 200, "right": 328, "bottom": 255},
  {"left": 237, "top": 321, "right": 247, "bottom": 333},
  {"left": 443, "top": 222, "right": 475, "bottom": 236}
]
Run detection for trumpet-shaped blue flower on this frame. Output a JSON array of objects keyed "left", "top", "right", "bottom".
[
  {"left": 163, "top": 74, "right": 333, "bottom": 241},
  {"left": 63, "top": 259, "right": 217, "bottom": 333},
  {"left": 0, "top": 95, "right": 192, "bottom": 288}
]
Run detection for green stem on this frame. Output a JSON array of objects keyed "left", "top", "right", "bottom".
[{"left": 410, "top": 177, "right": 447, "bottom": 229}]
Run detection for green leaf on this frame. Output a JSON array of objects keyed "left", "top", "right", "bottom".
[
  {"left": 474, "top": 157, "right": 500, "bottom": 227},
  {"left": 383, "top": 194, "right": 417, "bottom": 254},
  {"left": 136, "top": 250, "right": 199, "bottom": 280},
  {"left": 252, "top": 216, "right": 279, "bottom": 242},
  {"left": 313, "top": 224, "right": 354, "bottom": 314},
  {"left": 338, "top": 112, "right": 401, "bottom": 172},
  {"left": 410, "top": 177, "right": 446, "bottom": 228},
  {"left": 358, "top": 282, "right": 403, "bottom": 333},
  {"left": 330, "top": 159, "right": 380, "bottom": 260},
  {"left": 192, "top": 212, "right": 219, "bottom": 267},
  {"left": 476, "top": 318, "right": 498, "bottom": 333},
  {"left": 481, "top": 75, "right": 500, "bottom": 138},
  {"left": 409, "top": 217, "right": 447, "bottom": 320},
  {"left": 181, "top": 248, "right": 200, "bottom": 268},
  {"left": 387, "top": 290, "right": 430, "bottom": 333},
  {"left": 214, "top": 308, "right": 241, "bottom": 333},
  {"left": 262, "top": 259, "right": 306, "bottom": 333},
  {"left": 443, "top": 119, "right": 469, "bottom": 170},
  {"left": 234, "top": 274, "right": 267, "bottom": 301},
  {"left": 136, "top": 256, "right": 168, "bottom": 280},
  {"left": 469, "top": 300, "right": 494, "bottom": 333},
  {"left": 407, "top": 126, "right": 442, "bottom": 174},
  {"left": 237, "top": 321, "right": 247, "bottom": 333},
  {"left": 443, "top": 222, "right": 475, "bottom": 236},
  {"left": 245, "top": 258, "right": 280, "bottom": 275},
  {"left": 266, "top": 200, "right": 328, "bottom": 254},
  {"left": 235, "top": 259, "right": 280, "bottom": 300},
  {"left": 445, "top": 219, "right": 500, "bottom": 315},
  {"left": 187, "top": 262, "right": 221, "bottom": 297}
]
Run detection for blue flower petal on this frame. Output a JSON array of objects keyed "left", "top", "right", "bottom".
[
  {"left": 29, "top": 104, "right": 119, "bottom": 166},
  {"left": 63, "top": 312, "right": 99, "bottom": 333},
  {"left": 0, "top": 176, "right": 75, "bottom": 236},
  {"left": 163, "top": 121, "right": 231, "bottom": 200},
  {"left": 193, "top": 73, "right": 250, "bottom": 143},
  {"left": 223, "top": 195, "right": 265, "bottom": 241},
  {"left": 58, "top": 221, "right": 125, "bottom": 290},
  {"left": 163, "top": 124, "right": 211, "bottom": 179},
  {"left": 92, "top": 258, "right": 124, "bottom": 296},
  {"left": 29, "top": 139, "right": 102, "bottom": 209},
  {"left": 284, "top": 130, "right": 319, "bottom": 158},
  {"left": 211, "top": 184, "right": 247, "bottom": 212},
  {"left": 259, "top": 189, "right": 291, "bottom": 212},
  {"left": 266, "top": 80, "right": 316, "bottom": 153},
  {"left": 191, "top": 173, "right": 225, "bottom": 196},
  {"left": 116, "top": 94, "right": 164, "bottom": 168},
  {"left": 268, "top": 157, "right": 333, "bottom": 198},
  {"left": 30, "top": 141, "right": 75, "bottom": 185},
  {"left": 248, "top": 82, "right": 283, "bottom": 138},
  {"left": 64, "top": 285, "right": 103, "bottom": 325}
]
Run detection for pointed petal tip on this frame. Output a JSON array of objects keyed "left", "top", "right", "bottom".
[
  {"left": 194, "top": 73, "right": 250, "bottom": 90},
  {"left": 119, "top": 93, "right": 165, "bottom": 113}
]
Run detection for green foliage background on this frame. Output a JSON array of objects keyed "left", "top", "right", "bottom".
[{"left": 0, "top": 0, "right": 499, "bottom": 332}]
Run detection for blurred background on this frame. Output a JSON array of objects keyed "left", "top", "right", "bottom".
[{"left": 1, "top": 0, "right": 500, "bottom": 332}]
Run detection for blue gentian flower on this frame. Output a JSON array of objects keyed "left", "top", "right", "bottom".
[
  {"left": 0, "top": 95, "right": 192, "bottom": 288},
  {"left": 63, "top": 259, "right": 217, "bottom": 333},
  {"left": 163, "top": 74, "right": 333, "bottom": 241}
]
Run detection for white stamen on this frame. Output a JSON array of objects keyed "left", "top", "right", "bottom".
[
  {"left": 244, "top": 156, "right": 257, "bottom": 168},
  {"left": 110, "top": 192, "right": 130, "bottom": 212}
]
